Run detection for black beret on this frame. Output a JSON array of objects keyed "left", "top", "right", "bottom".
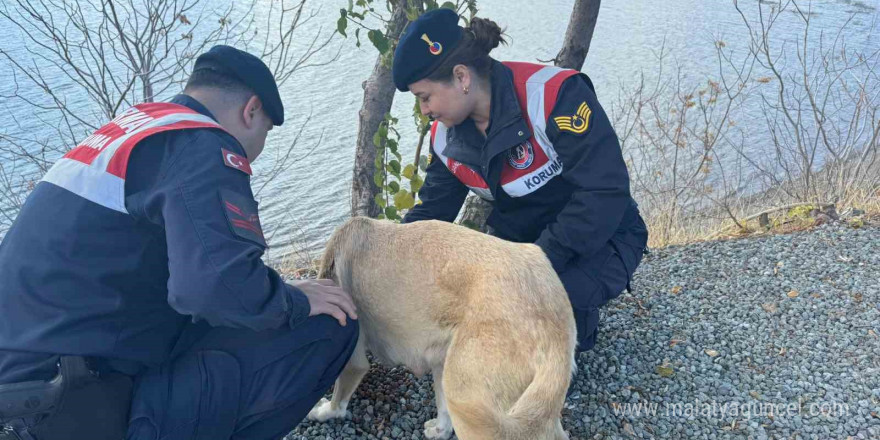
[
  {"left": 392, "top": 9, "right": 463, "bottom": 92},
  {"left": 193, "top": 45, "right": 285, "bottom": 126}
]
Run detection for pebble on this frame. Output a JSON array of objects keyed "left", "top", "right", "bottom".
[{"left": 287, "top": 223, "right": 880, "bottom": 439}]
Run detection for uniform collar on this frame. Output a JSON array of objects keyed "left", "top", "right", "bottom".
[
  {"left": 443, "top": 61, "right": 532, "bottom": 167},
  {"left": 443, "top": 120, "right": 483, "bottom": 166},
  {"left": 169, "top": 94, "right": 249, "bottom": 157},
  {"left": 170, "top": 94, "right": 219, "bottom": 122},
  {"left": 483, "top": 61, "right": 532, "bottom": 161},
  {"left": 486, "top": 61, "right": 523, "bottom": 135}
]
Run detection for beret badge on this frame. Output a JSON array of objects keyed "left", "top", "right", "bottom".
[{"left": 420, "top": 33, "right": 443, "bottom": 55}]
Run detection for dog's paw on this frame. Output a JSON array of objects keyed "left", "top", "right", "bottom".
[
  {"left": 424, "top": 417, "right": 454, "bottom": 440},
  {"left": 307, "top": 397, "right": 348, "bottom": 422}
]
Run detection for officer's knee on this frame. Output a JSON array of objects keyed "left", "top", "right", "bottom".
[
  {"left": 333, "top": 318, "right": 359, "bottom": 359},
  {"left": 302, "top": 318, "right": 358, "bottom": 392},
  {"left": 573, "top": 307, "right": 599, "bottom": 353}
]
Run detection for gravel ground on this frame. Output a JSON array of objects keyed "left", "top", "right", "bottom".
[{"left": 287, "top": 222, "right": 880, "bottom": 440}]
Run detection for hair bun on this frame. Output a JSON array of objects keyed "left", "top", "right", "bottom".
[{"left": 467, "top": 17, "right": 506, "bottom": 54}]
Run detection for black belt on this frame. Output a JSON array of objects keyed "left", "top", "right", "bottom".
[
  {"left": 0, "top": 356, "right": 132, "bottom": 440},
  {"left": 0, "top": 358, "right": 83, "bottom": 421},
  {"left": 0, "top": 357, "right": 93, "bottom": 439}
]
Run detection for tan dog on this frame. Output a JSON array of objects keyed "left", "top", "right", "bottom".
[{"left": 306, "top": 217, "right": 575, "bottom": 440}]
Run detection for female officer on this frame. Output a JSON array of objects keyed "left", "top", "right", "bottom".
[{"left": 396, "top": 9, "right": 648, "bottom": 352}]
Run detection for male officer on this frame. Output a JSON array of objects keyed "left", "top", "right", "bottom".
[{"left": 0, "top": 46, "right": 357, "bottom": 440}]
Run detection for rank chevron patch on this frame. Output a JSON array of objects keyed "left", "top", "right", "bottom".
[{"left": 554, "top": 101, "right": 592, "bottom": 135}]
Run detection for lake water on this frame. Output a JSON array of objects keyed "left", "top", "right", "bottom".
[{"left": 1, "top": 0, "right": 877, "bottom": 263}]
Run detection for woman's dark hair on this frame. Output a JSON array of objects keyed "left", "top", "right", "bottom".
[{"left": 424, "top": 17, "right": 507, "bottom": 84}]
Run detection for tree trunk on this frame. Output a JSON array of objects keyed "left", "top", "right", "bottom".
[
  {"left": 554, "top": 0, "right": 601, "bottom": 70},
  {"left": 458, "top": 194, "right": 493, "bottom": 232},
  {"left": 456, "top": 0, "right": 601, "bottom": 230},
  {"left": 350, "top": 0, "right": 410, "bottom": 218}
]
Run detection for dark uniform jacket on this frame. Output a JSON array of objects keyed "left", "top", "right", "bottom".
[
  {"left": 405, "top": 61, "right": 647, "bottom": 274},
  {"left": 0, "top": 95, "right": 310, "bottom": 384}
]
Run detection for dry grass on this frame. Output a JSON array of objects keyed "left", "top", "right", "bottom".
[
  {"left": 617, "top": 2, "right": 880, "bottom": 249},
  {"left": 643, "top": 192, "right": 879, "bottom": 249}
]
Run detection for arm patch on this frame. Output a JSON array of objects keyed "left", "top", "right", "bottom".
[
  {"left": 219, "top": 188, "right": 266, "bottom": 248},
  {"left": 553, "top": 101, "right": 593, "bottom": 135}
]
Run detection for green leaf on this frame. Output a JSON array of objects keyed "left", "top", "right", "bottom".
[
  {"left": 337, "top": 18, "right": 348, "bottom": 38},
  {"left": 384, "top": 206, "right": 398, "bottom": 219},
  {"left": 388, "top": 181, "right": 400, "bottom": 193},
  {"left": 467, "top": 0, "right": 478, "bottom": 18},
  {"left": 440, "top": 1, "right": 456, "bottom": 10},
  {"left": 373, "top": 172, "right": 383, "bottom": 187},
  {"left": 378, "top": 213, "right": 386, "bottom": 220},
  {"left": 374, "top": 193, "right": 386, "bottom": 209},
  {"left": 419, "top": 155, "right": 428, "bottom": 171},
  {"left": 373, "top": 130, "right": 383, "bottom": 148},
  {"left": 388, "top": 160, "right": 401, "bottom": 175},
  {"left": 406, "top": 7, "right": 420, "bottom": 21},
  {"left": 410, "top": 174, "right": 424, "bottom": 194},
  {"left": 337, "top": 10, "right": 348, "bottom": 37},
  {"left": 367, "top": 29, "right": 390, "bottom": 54},
  {"left": 387, "top": 138, "right": 398, "bottom": 154},
  {"left": 402, "top": 164, "right": 415, "bottom": 179},
  {"left": 394, "top": 190, "right": 415, "bottom": 210},
  {"left": 355, "top": 28, "right": 361, "bottom": 47}
]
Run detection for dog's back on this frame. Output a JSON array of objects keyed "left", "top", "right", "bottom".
[{"left": 320, "top": 217, "right": 575, "bottom": 439}]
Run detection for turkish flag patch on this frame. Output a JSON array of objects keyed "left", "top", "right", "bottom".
[
  {"left": 222, "top": 148, "right": 252, "bottom": 175},
  {"left": 219, "top": 188, "right": 267, "bottom": 248}
]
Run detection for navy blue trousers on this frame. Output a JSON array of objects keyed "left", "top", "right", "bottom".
[
  {"left": 559, "top": 238, "right": 645, "bottom": 352},
  {"left": 126, "top": 315, "right": 358, "bottom": 440}
]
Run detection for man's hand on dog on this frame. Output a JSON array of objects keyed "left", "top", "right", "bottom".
[{"left": 292, "top": 279, "right": 358, "bottom": 326}]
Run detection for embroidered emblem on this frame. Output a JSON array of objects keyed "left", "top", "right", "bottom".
[
  {"left": 554, "top": 101, "right": 592, "bottom": 134},
  {"left": 222, "top": 148, "right": 252, "bottom": 175},
  {"left": 507, "top": 141, "right": 535, "bottom": 170},
  {"left": 421, "top": 34, "right": 443, "bottom": 55},
  {"left": 219, "top": 188, "right": 266, "bottom": 248}
]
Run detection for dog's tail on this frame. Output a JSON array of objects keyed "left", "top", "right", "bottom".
[
  {"left": 317, "top": 221, "right": 344, "bottom": 279},
  {"left": 449, "top": 350, "right": 571, "bottom": 439},
  {"left": 318, "top": 216, "right": 373, "bottom": 280}
]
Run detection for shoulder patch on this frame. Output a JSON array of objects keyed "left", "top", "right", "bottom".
[
  {"left": 554, "top": 101, "right": 593, "bottom": 135},
  {"left": 219, "top": 188, "right": 266, "bottom": 248},
  {"left": 222, "top": 148, "right": 252, "bottom": 175}
]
